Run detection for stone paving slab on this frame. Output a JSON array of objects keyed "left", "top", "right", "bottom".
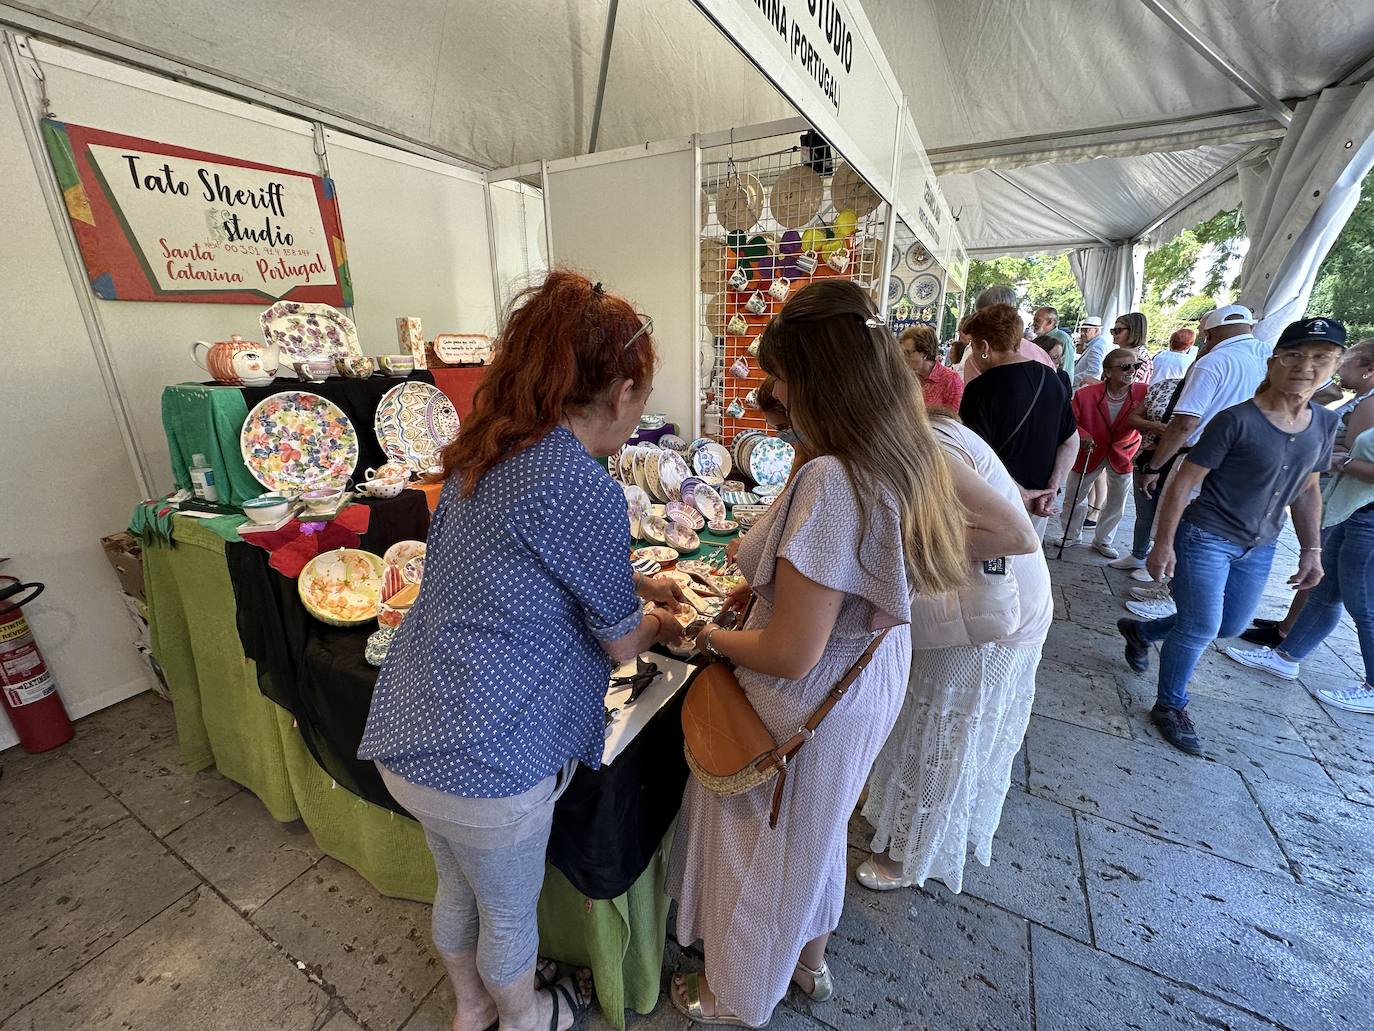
[
  {"left": 1079, "top": 815, "right": 1374, "bottom": 1031},
  {"left": 59, "top": 689, "right": 176, "bottom": 772},
  {"left": 86, "top": 737, "right": 240, "bottom": 837},
  {"left": 165, "top": 791, "right": 323, "bottom": 915},
  {"left": 253, "top": 857, "right": 443, "bottom": 1031},
  {"left": 798, "top": 873, "right": 1032, "bottom": 1031},
  {"left": 1025, "top": 715, "right": 1289, "bottom": 874},
  {"left": 1182, "top": 648, "right": 1333, "bottom": 722},
  {"left": 1033, "top": 662, "right": 1134, "bottom": 739},
  {"left": 0, "top": 754, "right": 126, "bottom": 879},
  {"left": 320, "top": 1011, "right": 367, "bottom": 1031},
  {"left": 0, "top": 817, "right": 199, "bottom": 1022},
  {"left": 7, "top": 886, "right": 331, "bottom": 1031},
  {"left": 1250, "top": 777, "right": 1374, "bottom": 905},
  {"left": 924, "top": 790, "right": 1092, "bottom": 943},
  {"left": 1029, "top": 924, "right": 1276, "bottom": 1031},
  {"left": 1040, "top": 622, "right": 1141, "bottom": 674},
  {"left": 1291, "top": 716, "right": 1374, "bottom": 805}
]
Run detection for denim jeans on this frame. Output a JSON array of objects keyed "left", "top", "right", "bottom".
[
  {"left": 1279, "top": 508, "right": 1374, "bottom": 685},
  {"left": 1137, "top": 521, "right": 1277, "bottom": 710},
  {"left": 1130, "top": 470, "right": 1161, "bottom": 560}
]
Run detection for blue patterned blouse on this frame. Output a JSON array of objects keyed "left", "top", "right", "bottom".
[{"left": 358, "top": 426, "right": 641, "bottom": 798}]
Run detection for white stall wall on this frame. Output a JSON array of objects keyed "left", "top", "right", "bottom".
[
  {"left": 490, "top": 179, "right": 548, "bottom": 312},
  {"left": 0, "top": 64, "right": 153, "bottom": 750},
  {"left": 325, "top": 130, "right": 499, "bottom": 344},
  {"left": 544, "top": 146, "right": 697, "bottom": 434}
]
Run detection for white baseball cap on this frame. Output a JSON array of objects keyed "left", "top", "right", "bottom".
[
  {"left": 1081, "top": 316, "right": 1103, "bottom": 327},
  {"left": 1198, "top": 304, "right": 1255, "bottom": 331}
]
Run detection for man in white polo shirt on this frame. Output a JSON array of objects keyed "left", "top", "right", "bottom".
[{"left": 1137, "top": 304, "right": 1269, "bottom": 499}]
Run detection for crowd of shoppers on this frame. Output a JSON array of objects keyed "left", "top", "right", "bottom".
[{"left": 355, "top": 265, "right": 1368, "bottom": 1031}]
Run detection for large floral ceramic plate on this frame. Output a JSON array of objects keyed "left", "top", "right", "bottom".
[
  {"left": 906, "top": 242, "right": 935, "bottom": 274},
  {"left": 749, "top": 436, "right": 795, "bottom": 489},
  {"left": 240, "top": 390, "right": 359, "bottom": 493},
  {"left": 260, "top": 301, "right": 362, "bottom": 364},
  {"left": 375, "top": 382, "right": 460, "bottom": 473},
  {"left": 910, "top": 273, "right": 942, "bottom": 306}
]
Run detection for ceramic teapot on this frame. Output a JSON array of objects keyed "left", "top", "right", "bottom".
[{"left": 191, "top": 335, "right": 279, "bottom": 386}]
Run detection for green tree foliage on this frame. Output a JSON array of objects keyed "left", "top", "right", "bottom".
[
  {"left": 1137, "top": 207, "right": 1246, "bottom": 348},
  {"left": 963, "top": 253, "right": 1085, "bottom": 328},
  {"left": 1306, "top": 182, "right": 1374, "bottom": 342}
]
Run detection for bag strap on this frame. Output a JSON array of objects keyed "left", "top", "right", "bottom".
[
  {"left": 762, "top": 626, "right": 892, "bottom": 826},
  {"left": 999, "top": 364, "right": 1047, "bottom": 451}
]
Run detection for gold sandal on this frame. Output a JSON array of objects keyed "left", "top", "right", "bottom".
[
  {"left": 793, "top": 959, "right": 834, "bottom": 1002},
  {"left": 670, "top": 973, "right": 764, "bottom": 1028}
]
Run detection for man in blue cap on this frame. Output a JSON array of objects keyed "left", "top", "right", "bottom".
[{"left": 1115, "top": 317, "right": 1345, "bottom": 754}]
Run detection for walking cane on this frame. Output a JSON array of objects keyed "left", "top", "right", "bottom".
[{"left": 1057, "top": 439, "right": 1095, "bottom": 560}]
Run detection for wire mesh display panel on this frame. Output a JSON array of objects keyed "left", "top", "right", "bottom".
[{"left": 698, "top": 137, "right": 889, "bottom": 446}]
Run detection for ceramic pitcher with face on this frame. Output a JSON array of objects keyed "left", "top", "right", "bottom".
[{"left": 191, "top": 335, "right": 280, "bottom": 386}]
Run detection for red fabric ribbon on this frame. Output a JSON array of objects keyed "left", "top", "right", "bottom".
[{"left": 241, "top": 504, "right": 372, "bottom": 578}]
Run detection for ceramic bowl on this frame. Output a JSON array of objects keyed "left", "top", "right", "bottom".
[
  {"left": 359, "top": 477, "right": 405, "bottom": 499},
  {"left": 666, "top": 520, "right": 700, "bottom": 554},
  {"left": 298, "top": 548, "right": 384, "bottom": 626},
  {"left": 692, "top": 483, "right": 727, "bottom": 523},
  {"left": 708, "top": 519, "right": 739, "bottom": 535},
  {"left": 667, "top": 501, "right": 705, "bottom": 530},
  {"left": 242, "top": 495, "right": 290, "bottom": 524},
  {"left": 633, "top": 546, "right": 678, "bottom": 566},
  {"left": 642, "top": 514, "right": 668, "bottom": 544},
  {"left": 639, "top": 412, "right": 667, "bottom": 429},
  {"left": 379, "top": 354, "right": 415, "bottom": 377},
  {"left": 301, "top": 487, "right": 344, "bottom": 513}
]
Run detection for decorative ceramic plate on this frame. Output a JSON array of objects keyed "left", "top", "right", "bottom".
[
  {"left": 910, "top": 273, "right": 941, "bottom": 305},
  {"left": 675, "top": 560, "right": 717, "bottom": 579},
  {"left": 299, "top": 549, "right": 384, "bottom": 626},
  {"left": 748, "top": 437, "right": 794, "bottom": 489},
  {"left": 692, "top": 483, "right": 727, "bottom": 523},
  {"left": 906, "top": 242, "right": 934, "bottom": 274},
  {"left": 754, "top": 482, "right": 785, "bottom": 497},
  {"left": 700, "top": 239, "right": 729, "bottom": 294},
  {"left": 721, "top": 490, "right": 758, "bottom": 507},
  {"left": 260, "top": 302, "right": 362, "bottom": 364},
  {"left": 240, "top": 391, "right": 359, "bottom": 493},
  {"left": 633, "top": 546, "right": 678, "bottom": 565},
  {"left": 618, "top": 444, "right": 638, "bottom": 482},
  {"left": 660, "top": 434, "right": 688, "bottom": 454},
  {"left": 658, "top": 450, "right": 690, "bottom": 501},
  {"left": 375, "top": 382, "right": 460, "bottom": 473},
  {"left": 631, "top": 556, "right": 662, "bottom": 576},
  {"left": 887, "top": 274, "right": 905, "bottom": 306},
  {"left": 645, "top": 448, "right": 666, "bottom": 502},
  {"left": 692, "top": 441, "right": 732, "bottom": 480},
  {"left": 383, "top": 541, "right": 427, "bottom": 569},
  {"left": 705, "top": 294, "right": 729, "bottom": 336},
  {"left": 633, "top": 448, "right": 654, "bottom": 496}
]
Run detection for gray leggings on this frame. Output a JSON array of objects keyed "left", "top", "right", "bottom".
[{"left": 379, "top": 763, "right": 572, "bottom": 986}]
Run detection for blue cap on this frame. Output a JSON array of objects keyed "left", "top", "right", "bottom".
[{"left": 1275, "top": 317, "right": 1347, "bottom": 350}]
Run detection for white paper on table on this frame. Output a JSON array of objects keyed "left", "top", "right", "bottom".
[{"left": 602, "top": 653, "right": 696, "bottom": 766}]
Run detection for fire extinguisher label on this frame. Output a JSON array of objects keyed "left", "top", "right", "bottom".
[
  {"left": 3, "top": 669, "right": 56, "bottom": 707},
  {"left": 0, "top": 618, "right": 30, "bottom": 644}
]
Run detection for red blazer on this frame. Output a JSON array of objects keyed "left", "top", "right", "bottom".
[{"left": 1072, "top": 381, "right": 1147, "bottom": 474}]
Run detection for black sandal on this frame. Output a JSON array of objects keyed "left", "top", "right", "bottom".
[
  {"left": 534, "top": 957, "right": 559, "bottom": 991},
  {"left": 545, "top": 973, "right": 593, "bottom": 1031}
]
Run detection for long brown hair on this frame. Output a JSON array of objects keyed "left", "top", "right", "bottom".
[
  {"left": 442, "top": 269, "right": 653, "bottom": 493},
  {"left": 757, "top": 280, "right": 966, "bottom": 594}
]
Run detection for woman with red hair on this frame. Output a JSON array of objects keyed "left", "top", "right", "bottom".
[
  {"left": 1150, "top": 326, "right": 1197, "bottom": 385},
  {"left": 360, "top": 270, "right": 685, "bottom": 1031}
]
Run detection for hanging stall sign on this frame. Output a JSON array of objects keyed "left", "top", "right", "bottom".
[
  {"left": 41, "top": 120, "right": 352, "bottom": 306},
  {"left": 692, "top": 0, "right": 903, "bottom": 204}
]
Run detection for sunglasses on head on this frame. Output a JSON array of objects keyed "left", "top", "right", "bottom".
[{"left": 622, "top": 313, "right": 653, "bottom": 351}]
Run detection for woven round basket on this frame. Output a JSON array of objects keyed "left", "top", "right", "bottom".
[
  {"left": 716, "top": 172, "right": 764, "bottom": 232},
  {"left": 769, "top": 164, "right": 823, "bottom": 229},
  {"left": 830, "top": 161, "right": 881, "bottom": 217},
  {"left": 700, "top": 238, "right": 729, "bottom": 294}
]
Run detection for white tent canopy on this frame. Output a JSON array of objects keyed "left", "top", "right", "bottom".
[{"left": 6, "top": 0, "right": 1374, "bottom": 262}]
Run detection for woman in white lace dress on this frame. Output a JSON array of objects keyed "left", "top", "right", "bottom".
[
  {"left": 667, "top": 281, "right": 969, "bottom": 1027},
  {"left": 860, "top": 413, "right": 1054, "bottom": 893}
]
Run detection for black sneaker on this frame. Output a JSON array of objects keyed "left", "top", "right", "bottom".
[
  {"left": 1118, "top": 618, "right": 1151, "bottom": 674},
  {"left": 1150, "top": 705, "right": 1202, "bottom": 755},
  {"left": 1239, "top": 625, "right": 1285, "bottom": 648},
  {"left": 1084, "top": 519, "right": 1098, "bottom": 529},
  {"left": 1252, "top": 618, "right": 1281, "bottom": 629}
]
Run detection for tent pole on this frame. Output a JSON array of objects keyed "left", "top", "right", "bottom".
[
  {"left": 587, "top": 0, "right": 620, "bottom": 154},
  {"left": 988, "top": 170, "right": 1114, "bottom": 246},
  {"left": 1138, "top": 0, "right": 1292, "bottom": 128}
]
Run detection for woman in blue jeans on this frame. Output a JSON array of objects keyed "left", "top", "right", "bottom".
[
  {"left": 1117, "top": 318, "right": 1344, "bottom": 754},
  {"left": 1224, "top": 424, "right": 1374, "bottom": 712}
]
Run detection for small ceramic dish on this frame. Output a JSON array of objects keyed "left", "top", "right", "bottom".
[
  {"left": 660, "top": 435, "right": 688, "bottom": 453},
  {"left": 242, "top": 495, "right": 290, "bottom": 524},
  {"left": 708, "top": 519, "right": 739, "bottom": 534},
  {"left": 675, "top": 560, "right": 717, "bottom": 578},
  {"left": 667, "top": 501, "right": 705, "bottom": 530},
  {"left": 301, "top": 487, "right": 345, "bottom": 514},
  {"left": 666, "top": 521, "right": 700, "bottom": 553},
  {"left": 642, "top": 514, "right": 668, "bottom": 544},
  {"left": 679, "top": 476, "right": 704, "bottom": 508},
  {"left": 639, "top": 412, "right": 667, "bottom": 429},
  {"left": 692, "top": 483, "right": 727, "bottom": 523},
  {"left": 660, "top": 570, "right": 695, "bottom": 587},
  {"left": 721, "top": 479, "right": 747, "bottom": 493},
  {"left": 358, "top": 477, "right": 405, "bottom": 499},
  {"left": 632, "top": 546, "right": 678, "bottom": 566}
]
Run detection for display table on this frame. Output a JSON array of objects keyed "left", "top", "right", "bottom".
[
  {"left": 144, "top": 511, "right": 685, "bottom": 1027},
  {"left": 429, "top": 365, "right": 486, "bottom": 419}
]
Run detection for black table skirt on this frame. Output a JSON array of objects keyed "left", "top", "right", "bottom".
[
  {"left": 225, "top": 487, "right": 689, "bottom": 899},
  {"left": 235, "top": 371, "right": 436, "bottom": 480}
]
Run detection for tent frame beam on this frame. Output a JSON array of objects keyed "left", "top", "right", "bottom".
[
  {"left": 927, "top": 107, "right": 1282, "bottom": 174},
  {"left": 1139, "top": 0, "right": 1293, "bottom": 128},
  {"left": 1135, "top": 144, "right": 1263, "bottom": 239},
  {"left": 586, "top": 0, "right": 619, "bottom": 154},
  {"left": 989, "top": 169, "right": 1114, "bottom": 246}
]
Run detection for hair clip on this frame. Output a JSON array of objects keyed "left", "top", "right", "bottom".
[
  {"left": 592, "top": 281, "right": 606, "bottom": 296},
  {"left": 864, "top": 316, "right": 886, "bottom": 328}
]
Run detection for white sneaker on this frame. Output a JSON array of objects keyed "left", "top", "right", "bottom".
[
  {"left": 1109, "top": 555, "right": 1145, "bottom": 570},
  {"left": 1130, "top": 567, "right": 1156, "bottom": 582},
  {"left": 1316, "top": 682, "right": 1374, "bottom": 714},
  {"left": 1094, "top": 542, "right": 1121, "bottom": 559},
  {"left": 1223, "top": 645, "right": 1299, "bottom": 681},
  {"left": 1125, "top": 597, "right": 1177, "bottom": 620},
  {"left": 1129, "top": 581, "right": 1172, "bottom": 602}
]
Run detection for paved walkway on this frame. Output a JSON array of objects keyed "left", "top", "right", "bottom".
[{"left": 3, "top": 525, "right": 1372, "bottom": 1030}]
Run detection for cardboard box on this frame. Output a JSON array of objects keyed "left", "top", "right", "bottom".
[{"left": 100, "top": 532, "right": 146, "bottom": 602}]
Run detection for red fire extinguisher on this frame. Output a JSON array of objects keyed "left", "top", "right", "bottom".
[{"left": 0, "top": 576, "right": 75, "bottom": 753}]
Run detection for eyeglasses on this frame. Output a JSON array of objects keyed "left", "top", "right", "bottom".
[
  {"left": 1110, "top": 326, "right": 1128, "bottom": 335},
  {"left": 1107, "top": 362, "right": 1142, "bottom": 372},
  {"left": 1275, "top": 349, "right": 1340, "bottom": 369},
  {"left": 623, "top": 313, "right": 653, "bottom": 351}
]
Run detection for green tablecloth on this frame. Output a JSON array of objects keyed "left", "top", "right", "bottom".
[
  {"left": 162, "top": 384, "right": 264, "bottom": 507},
  {"left": 144, "top": 515, "right": 669, "bottom": 1026}
]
